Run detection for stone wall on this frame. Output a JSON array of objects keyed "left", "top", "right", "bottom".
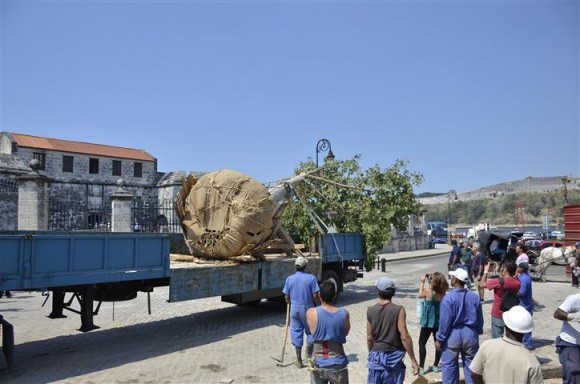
[
  {"left": 380, "top": 214, "right": 431, "bottom": 253},
  {"left": 0, "top": 184, "right": 17, "bottom": 230},
  {"left": 14, "top": 147, "right": 157, "bottom": 186}
]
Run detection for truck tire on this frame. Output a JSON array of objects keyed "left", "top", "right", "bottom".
[{"left": 321, "top": 269, "right": 343, "bottom": 299}]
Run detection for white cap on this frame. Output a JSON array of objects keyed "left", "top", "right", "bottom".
[
  {"left": 502, "top": 305, "right": 534, "bottom": 333},
  {"left": 295, "top": 256, "right": 308, "bottom": 268},
  {"left": 449, "top": 268, "right": 469, "bottom": 283}
]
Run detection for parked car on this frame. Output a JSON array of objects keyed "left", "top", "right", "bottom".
[
  {"left": 431, "top": 227, "right": 448, "bottom": 238},
  {"left": 525, "top": 240, "right": 543, "bottom": 249},
  {"left": 453, "top": 227, "right": 470, "bottom": 239},
  {"left": 541, "top": 241, "right": 568, "bottom": 249},
  {"left": 550, "top": 231, "right": 565, "bottom": 240},
  {"left": 522, "top": 231, "right": 538, "bottom": 241},
  {"left": 427, "top": 221, "right": 447, "bottom": 236}
]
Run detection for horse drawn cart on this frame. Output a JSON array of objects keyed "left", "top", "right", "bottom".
[{"left": 477, "top": 230, "right": 518, "bottom": 263}]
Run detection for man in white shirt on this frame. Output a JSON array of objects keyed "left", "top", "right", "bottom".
[
  {"left": 554, "top": 293, "right": 580, "bottom": 384},
  {"left": 469, "top": 306, "right": 543, "bottom": 384}
]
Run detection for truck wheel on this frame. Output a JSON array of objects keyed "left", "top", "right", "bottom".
[{"left": 322, "top": 269, "right": 343, "bottom": 299}]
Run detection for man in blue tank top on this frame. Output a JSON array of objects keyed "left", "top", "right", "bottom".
[
  {"left": 306, "top": 279, "right": 350, "bottom": 384},
  {"left": 283, "top": 256, "right": 320, "bottom": 368}
]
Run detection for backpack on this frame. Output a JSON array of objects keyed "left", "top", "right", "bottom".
[{"left": 499, "top": 277, "right": 520, "bottom": 312}]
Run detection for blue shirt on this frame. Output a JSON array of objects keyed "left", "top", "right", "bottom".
[
  {"left": 311, "top": 307, "right": 348, "bottom": 367},
  {"left": 449, "top": 246, "right": 461, "bottom": 266},
  {"left": 517, "top": 273, "right": 533, "bottom": 313},
  {"left": 436, "top": 288, "right": 484, "bottom": 344},
  {"left": 283, "top": 271, "right": 319, "bottom": 306}
]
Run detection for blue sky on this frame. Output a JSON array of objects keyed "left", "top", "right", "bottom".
[{"left": 1, "top": 0, "right": 578, "bottom": 193}]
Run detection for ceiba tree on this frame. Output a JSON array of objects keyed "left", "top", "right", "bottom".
[{"left": 279, "top": 155, "right": 423, "bottom": 270}]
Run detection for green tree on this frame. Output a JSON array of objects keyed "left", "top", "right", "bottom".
[{"left": 279, "top": 156, "right": 423, "bottom": 270}]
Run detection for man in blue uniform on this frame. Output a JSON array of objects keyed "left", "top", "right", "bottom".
[
  {"left": 436, "top": 268, "right": 483, "bottom": 384},
  {"left": 283, "top": 256, "right": 320, "bottom": 368},
  {"left": 516, "top": 262, "right": 534, "bottom": 349},
  {"left": 306, "top": 279, "right": 350, "bottom": 384}
]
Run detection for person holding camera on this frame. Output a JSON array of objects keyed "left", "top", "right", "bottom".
[{"left": 417, "top": 272, "right": 449, "bottom": 375}]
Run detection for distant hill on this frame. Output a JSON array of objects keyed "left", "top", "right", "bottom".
[
  {"left": 418, "top": 176, "right": 580, "bottom": 226},
  {"left": 417, "top": 176, "right": 579, "bottom": 205}
]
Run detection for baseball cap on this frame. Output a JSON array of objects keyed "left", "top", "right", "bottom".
[
  {"left": 575, "top": 241, "right": 580, "bottom": 247},
  {"left": 502, "top": 305, "right": 534, "bottom": 333},
  {"left": 295, "top": 256, "right": 308, "bottom": 268},
  {"left": 449, "top": 268, "right": 469, "bottom": 283},
  {"left": 376, "top": 276, "right": 396, "bottom": 291}
]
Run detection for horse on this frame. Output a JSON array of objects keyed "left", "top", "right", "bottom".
[{"left": 534, "top": 245, "right": 576, "bottom": 282}]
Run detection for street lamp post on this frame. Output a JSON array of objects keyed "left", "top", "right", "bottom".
[
  {"left": 447, "top": 189, "right": 457, "bottom": 245},
  {"left": 315, "top": 138, "right": 335, "bottom": 167}
]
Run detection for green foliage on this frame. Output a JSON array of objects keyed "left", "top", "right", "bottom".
[{"left": 279, "top": 156, "right": 423, "bottom": 271}]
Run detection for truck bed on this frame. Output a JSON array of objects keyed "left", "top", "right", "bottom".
[
  {"left": 168, "top": 253, "right": 321, "bottom": 302},
  {"left": 0, "top": 232, "right": 171, "bottom": 291}
]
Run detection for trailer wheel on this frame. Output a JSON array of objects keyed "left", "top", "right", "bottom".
[{"left": 322, "top": 269, "right": 343, "bottom": 299}]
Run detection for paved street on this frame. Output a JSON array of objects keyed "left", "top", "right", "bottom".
[{"left": 0, "top": 244, "right": 577, "bottom": 383}]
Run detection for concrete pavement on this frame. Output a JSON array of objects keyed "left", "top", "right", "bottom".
[{"left": 0, "top": 243, "right": 576, "bottom": 383}]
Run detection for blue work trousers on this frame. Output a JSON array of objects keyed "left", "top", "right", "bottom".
[
  {"left": 290, "top": 303, "right": 313, "bottom": 348},
  {"left": 441, "top": 326, "right": 479, "bottom": 384}
]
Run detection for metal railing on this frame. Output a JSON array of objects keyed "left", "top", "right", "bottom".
[
  {"left": 131, "top": 200, "right": 181, "bottom": 233},
  {"left": 48, "top": 200, "right": 111, "bottom": 232}
]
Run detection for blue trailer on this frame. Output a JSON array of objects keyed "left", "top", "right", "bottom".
[{"left": 0, "top": 231, "right": 364, "bottom": 328}]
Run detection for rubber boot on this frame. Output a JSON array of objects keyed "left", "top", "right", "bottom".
[
  {"left": 295, "top": 347, "right": 303, "bottom": 368},
  {"left": 306, "top": 343, "right": 313, "bottom": 359},
  {"left": 305, "top": 343, "right": 314, "bottom": 368}
]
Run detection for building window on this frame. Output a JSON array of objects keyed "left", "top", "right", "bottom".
[
  {"left": 11, "top": 142, "right": 17, "bottom": 153},
  {"left": 134, "top": 162, "right": 142, "bottom": 178},
  {"left": 89, "top": 158, "right": 99, "bottom": 174},
  {"left": 33, "top": 152, "right": 46, "bottom": 170},
  {"left": 63, "top": 155, "right": 74, "bottom": 173},
  {"left": 112, "top": 160, "right": 122, "bottom": 176}
]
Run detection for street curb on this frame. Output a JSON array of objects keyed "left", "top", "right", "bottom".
[{"left": 380, "top": 250, "right": 449, "bottom": 262}]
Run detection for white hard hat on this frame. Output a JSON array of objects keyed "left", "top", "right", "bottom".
[
  {"left": 295, "top": 256, "right": 308, "bottom": 268},
  {"left": 449, "top": 268, "right": 469, "bottom": 283},
  {"left": 502, "top": 305, "right": 534, "bottom": 333}
]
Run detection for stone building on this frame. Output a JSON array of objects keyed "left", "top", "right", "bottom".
[{"left": 0, "top": 132, "right": 184, "bottom": 231}]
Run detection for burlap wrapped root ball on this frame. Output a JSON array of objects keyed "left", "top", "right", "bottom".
[{"left": 180, "top": 169, "right": 274, "bottom": 259}]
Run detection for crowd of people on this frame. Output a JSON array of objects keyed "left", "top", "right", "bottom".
[{"left": 283, "top": 240, "right": 580, "bottom": 384}]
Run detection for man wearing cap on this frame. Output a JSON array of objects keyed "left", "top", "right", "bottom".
[
  {"left": 516, "top": 261, "right": 534, "bottom": 349},
  {"left": 469, "top": 305, "right": 543, "bottom": 383},
  {"left": 435, "top": 268, "right": 483, "bottom": 384},
  {"left": 553, "top": 293, "right": 580, "bottom": 383},
  {"left": 283, "top": 256, "right": 321, "bottom": 368},
  {"left": 367, "top": 276, "right": 420, "bottom": 383}
]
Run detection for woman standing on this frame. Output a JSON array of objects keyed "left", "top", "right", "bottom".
[{"left": 417, "top": 272, "right": 449, "bottom": 375}]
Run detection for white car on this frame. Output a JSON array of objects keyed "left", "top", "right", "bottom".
[
  {"left": 550, "top": 231, "right": 565, "bottom": 240},
  {"left": 522, "top": 231, "right": 537, "bottom": 241}
]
